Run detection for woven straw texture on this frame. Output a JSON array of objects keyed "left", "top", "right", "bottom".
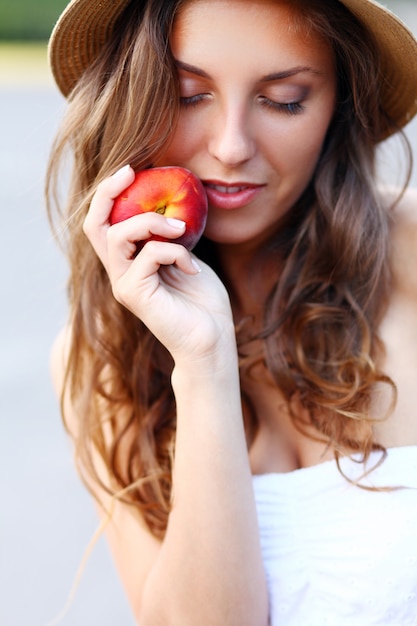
[{"left": 48, "top": 0, "right": 417, "bottom": 139}]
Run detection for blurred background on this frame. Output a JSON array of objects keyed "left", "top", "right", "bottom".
[
  {"left": 0, "top": 2, "right": 137, "bottom": 625},
  {"left": 1, "top": 2, "right": 417, "bottom": 626}
]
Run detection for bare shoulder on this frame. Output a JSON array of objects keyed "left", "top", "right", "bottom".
[
  {"left": 382, "top": 186, "right": 417, "bottom": 297},
  {"left": 390, "top": 185, "right": 417, "bottom": 219},
  {"left": 49, "top": 326, "right": 161, "bottom": 619}
]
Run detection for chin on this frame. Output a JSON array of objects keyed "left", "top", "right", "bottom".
[{"left": 204, "top": 219, "right": 276, "bottom": 249}]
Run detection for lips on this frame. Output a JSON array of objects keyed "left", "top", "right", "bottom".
[
  {"left": 202, "top": 180, "right": 264, "bottom": 210},
  {"left": 205, "top": 183, "right": 250, "bottom": 194}
]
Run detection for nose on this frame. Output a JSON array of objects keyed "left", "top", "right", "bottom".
[{"left": 208, "top": 103, "right": 256, "bottom": 167}]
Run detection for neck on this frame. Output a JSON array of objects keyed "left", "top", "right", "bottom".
[
  {"left": 215, "top": 239, "right": 282, "bottom": 325},
  {"left": 211, "top": 187, "right": 314, "bottom": 318}
]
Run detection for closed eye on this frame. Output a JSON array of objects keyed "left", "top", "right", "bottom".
[
  {"left": 180, "top": 94, "right": 305, "bottom": 115},
  {"left": 180, "top": 94, "right": 209, "bottom": 107},
  {"left": 259, "top": 96, "right": 305, "bottom": 116}
]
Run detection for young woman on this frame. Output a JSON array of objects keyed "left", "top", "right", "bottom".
[{"left": 47, "top": 0, "right": 417, "bottom": 624}]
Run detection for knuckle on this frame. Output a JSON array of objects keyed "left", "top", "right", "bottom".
[
  {"left": 96, "top": 176, "right": 112, "bottom": 194},
  {"left": 142, "top": 238, "right": 160, "bottom": 254},
  {"left": 175, "top": 242, "right": 189, "bottom": 257},
  {"left": 106, "top": 224, "right": 118, "bottom": 246},
  {"left": 111, "top": 281, "right": 128, "bottom": 307}
]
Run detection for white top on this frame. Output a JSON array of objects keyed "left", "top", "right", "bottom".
[{"left": 252, "top": 446, "right": 417, "bottom": 625}]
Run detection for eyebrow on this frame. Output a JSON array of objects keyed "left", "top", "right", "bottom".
[
  {"left": 175, "top": 60, "right": 211, "bottom": 78},
  {"left": 174, "top": 60, "right": 323, "bottom": 81},
  {"left": 261, "top": 66, "right": 324, "bottom": 81}
]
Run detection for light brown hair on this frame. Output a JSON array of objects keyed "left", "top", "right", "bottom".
[{"left": 46, "top": 0, "right": 409, "bottom": 537}]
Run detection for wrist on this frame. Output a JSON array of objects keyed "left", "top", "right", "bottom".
[{"left": 171, "top": 330, "right": 239, "bottom": 382}]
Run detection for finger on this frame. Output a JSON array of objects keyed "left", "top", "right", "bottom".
[
  {"left": 88, "top": 164, "right": 135, "bottom": 226},
  {"left": 136, "top": 240, "right": 201, "bottom": 277},
  {"left": 111, "top": 241, "right": 200, "bottom": 312},
  {"left": 111, "top": 240, "right": 200, "bottom": 301},
  {"left": 106, "top": 212, "right": 186, "bottom": 263},
  {"left": 83, "top": 165, "right": 135, "bottom": 257}
]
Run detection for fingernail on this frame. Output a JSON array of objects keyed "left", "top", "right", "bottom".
[
  {"left": 112, "top": 164, "right": 131, "bottom": 178},
  {"left": 191, "top": 258, "right": 202, "bottom": 273},
  {"left": 166, "top": 218, "right": 186, "bottom": 229}
]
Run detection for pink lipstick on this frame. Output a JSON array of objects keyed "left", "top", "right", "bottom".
[{"left": 203, "top": 180, "right": 263, "bottom": 210}]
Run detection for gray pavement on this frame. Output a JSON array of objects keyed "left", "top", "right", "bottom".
[{"left": 1, "top": 2, "right": 417, "bottom": 625}]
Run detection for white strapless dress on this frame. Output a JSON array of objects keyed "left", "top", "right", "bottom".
[{"left": 252, "top": 446, "right": 417, "bottom": 625}]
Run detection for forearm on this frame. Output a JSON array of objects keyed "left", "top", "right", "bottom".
[
  {"left": 139, "top": 339, "right": 268, "bottom": 626},
  {"left": 79, "top": 170, "right": 268, "bottom": 624}
]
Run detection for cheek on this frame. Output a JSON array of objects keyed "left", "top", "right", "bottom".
[
  {"left": 266, "top": 134, "right": 321, "bottom": 183},
  {"left": 276, "top": 114, "right": 331, "bottom": 177},
  {"left": 297, "top": 133, "right": 326, "bottom": 173},
  {"left": 158, "top": 117, "right": 204, "bottom": 166}
]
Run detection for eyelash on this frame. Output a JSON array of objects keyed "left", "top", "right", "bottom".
[
  {"left": 259, "top": 97, "right": 305, "bottom": 116},
  {"left": 180, "top": 94, "right": 305, "bottom": 116},
  {"left": 180, "top": 94, "right": 208, "bottom": 107}
]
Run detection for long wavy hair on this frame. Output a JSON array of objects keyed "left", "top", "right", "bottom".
[{"left": 46, "top": 0, "right": 410, "bottom": 538}]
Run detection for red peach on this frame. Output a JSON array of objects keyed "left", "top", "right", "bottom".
[{"left": 110, "top": 166, "right": 208, "bottom": 250}]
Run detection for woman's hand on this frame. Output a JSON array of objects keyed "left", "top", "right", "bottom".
[{"left": 83, "top": 165, "right": 234, "bottom": 364}]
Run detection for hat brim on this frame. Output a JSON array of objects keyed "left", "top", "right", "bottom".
[
  {"left": 48, "top": 0, "right": 417, "bottom": 139},
  {"left": 339, "top": 0, "right": 417, "bottom": 135},
  {"left": 48, "top": 0, "right": 133, "bottom": 97}
]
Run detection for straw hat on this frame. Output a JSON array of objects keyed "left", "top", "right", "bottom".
[{"left": 48, "top": 0, "right": 417, "bottom": 138}]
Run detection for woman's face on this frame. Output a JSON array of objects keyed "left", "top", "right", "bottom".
[{"left": 156, "top": 0, "right": 337, "bottom": 249}]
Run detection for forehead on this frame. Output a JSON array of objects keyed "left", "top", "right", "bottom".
[{"left": 171, "top": 0, "right": 334, "bottom": 71}]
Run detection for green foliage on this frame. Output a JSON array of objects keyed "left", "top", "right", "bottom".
[
  {"left": 0, "top": 0, "right": 68, "bottom": 41},
  {"left": 0, "top": 0, "right": 409, "bottom": 41}
]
